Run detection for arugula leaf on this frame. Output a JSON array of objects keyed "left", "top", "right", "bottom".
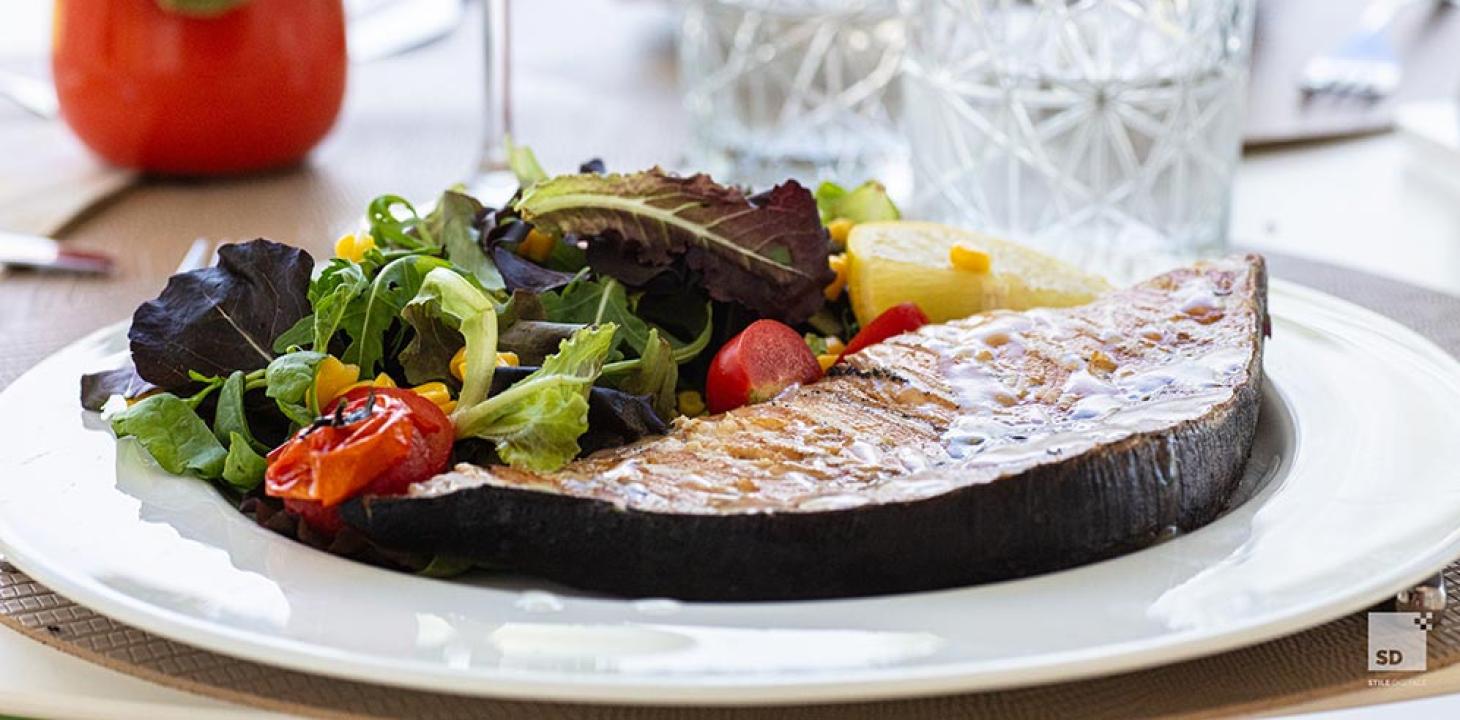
[
  {"left": 454, "top": 324, "right": 617, "bottom": 472},
  {"left": 309, "top": 259, "right": 370, "bottom": 352},
  {"left": 222, "top": 433, "right": 267, "bottom": 491},
  {"left": 814, "top": 180, "right": 900, "bottom": 224},
  {"left": 612, "top": 328, "right": 678, "bottom": 419},
  {"left": 514, "top": 169, "right": 834, "bottom": 324},
  {"left": 429, "top": 190, "right": 504, "bottom": 291},
  {"left": 214, "top": 371, "right": 267, "bottom": 454},
  {"left": 540, "top": 277, "right": 656, "bottom": 355},
  {"left": 265, "top": 351, "right": 326, "bottom": 427},
  {"left": 339, "top": 254, "right": 452, "bottom": 375},
  {"left": 368, "top": 195, "right": 434, "bottom": 251},
  {"left": 111, "top": 393, "right": 228, "bottom": 479},
  {"left": 129, "top": 239, "right": 313, "bottom": 388}
]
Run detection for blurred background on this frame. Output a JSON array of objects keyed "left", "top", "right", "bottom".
[{"left": 4, "top": 0, "right": 1460, "bottom": 310}]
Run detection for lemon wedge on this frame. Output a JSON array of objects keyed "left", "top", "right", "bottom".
[{"left": 845, "top": 221, "right": 1111, "bottom": 325}]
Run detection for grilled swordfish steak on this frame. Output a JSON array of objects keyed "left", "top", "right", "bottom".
[{"left": 345, "top": 255, "right": 1269, "bottom": 600}]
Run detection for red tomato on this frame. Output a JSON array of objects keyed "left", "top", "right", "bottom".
[
  {"left": 706, "top": 320, "right": 823, "bottom": 414},
  {"left": 841, "top": 302, "right": 930, "bottom": 358},
  {"left": 52, "top": 0, "right": 346, "bottom": 175},
  {"left": 266, "top": 388, "right": 453, "bottom": 534}
]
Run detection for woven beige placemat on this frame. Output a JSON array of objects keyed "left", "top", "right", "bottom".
[{"left": 2, "top": 253, "right": 1457, "bottom": 719}]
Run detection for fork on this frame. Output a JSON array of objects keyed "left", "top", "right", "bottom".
[{"left": 1299, "top": 0, "right": 1419, "bottom": 100}]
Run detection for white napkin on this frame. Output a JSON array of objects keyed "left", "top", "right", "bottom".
[{"left": 0, "top": 112, "right": 136, "bottom": 237}]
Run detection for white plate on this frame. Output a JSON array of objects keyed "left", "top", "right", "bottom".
[{"left": 2, "top": 280, "right": 1459, "bottom": 706}]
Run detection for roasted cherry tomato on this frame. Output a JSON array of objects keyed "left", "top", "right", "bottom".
[
  {"left": 841, "top": 302, "right": 929, "bottom": 358},
  {"left": 52, "top": 0, "right": 346, "bottom": 175},
  {"left": 266, "top": 387, "right": 452, "bottom": 533},
  {"left": 706, "top": 319, "right": 823, "bottom": 415}
]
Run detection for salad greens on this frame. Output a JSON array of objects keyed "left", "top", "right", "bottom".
[
  {"left": 87, "top": 149, "right": 873, "bottom": 538},
  {"left": 514, "top": 169, "right": 833, "bottom": 325},
  {"left": 814, "top": 180, "right": 900, "bottom": 224}
]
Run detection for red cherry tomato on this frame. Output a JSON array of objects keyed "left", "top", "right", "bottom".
[
  {"left": 266, "top": 387, "right": 453, "bottom": 534},
  {"left": 841, "top": 302, "right": 930, "bottom": 358},
  {"left": 52, "top": 0, "right": 346, "bottom": 175},
  {"left": 706, "top": 320, "right": 823, "bottom": 414}
]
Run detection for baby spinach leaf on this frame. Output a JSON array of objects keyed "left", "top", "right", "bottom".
[
  {"left": 213, "top": 371, "right": 267, "bottom": 454},
  {"left": 222, "top": 433, "right": 267, "bottom": 491},
  {"left": 514, "top": 169, "right": 833, "bottom": 324},
  {"left": 111, "top": 393, "right": 228, "bottom": 479},
  {"left": 128, "top": 239, "right": 313, "bottom": 389},
  {"left": 265, "top": 351, "right": 326, "bottom": 427}
]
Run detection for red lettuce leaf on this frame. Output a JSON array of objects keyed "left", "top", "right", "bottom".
[
  {"left": 513, "top": 169, "right": 833, "bottom": 324},
  {"left": 128, "top": 239, "right": 314, "bottom": 388}
]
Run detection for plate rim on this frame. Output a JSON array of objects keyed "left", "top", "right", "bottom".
[{"left": 3, "top": 278, "right": 1459, "bottom": 706}]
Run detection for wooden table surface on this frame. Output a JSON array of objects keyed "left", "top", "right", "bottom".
[{"left": 3, "top": 1, "right": 1460, "bottom": 717}]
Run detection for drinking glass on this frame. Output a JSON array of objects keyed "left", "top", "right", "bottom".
[
  {"left": 471, "top": 0, "right": 517, "bottom": 205},
  {"left": 679, "top": 0, "right": 911, "bottom": 194},
  {"left": 902, "top": 0, "right": 1256, "bottom": 281}
]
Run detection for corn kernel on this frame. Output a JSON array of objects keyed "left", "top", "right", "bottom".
[
  {"left": 824, "top": 336, "right": 846, "bottom": 355},
  {"left": 824, "top": 253, "right": 849, "bottom": 301},
  {"left": 449, "top": 347, "right": 468, "bottom": 381},
  {"left": 312, "top": 356, "right": 361, "bottom": 412},
  {"left": 677, "top": 390, "right": 705, "bottom": 417},
  {"left": 334, "top": 233, "right": 376, "bottom": 263},
  {"left": 517, "top": 229, "right": 556, "bottom": 263},
  {"left": 411, "top": 382, "right": 457, "bottom": 414},
  {"left": 496, "top": 351, "right": 520, "bottom": 367},
  {"left": 827, "top": 218, "right": 854, "bottom": 247},
  {"left": 817, "top": 353, "right": 839, "bottom": 372},
  {"left": 949, "top": 244, "right": 992, "bottom": 273}
]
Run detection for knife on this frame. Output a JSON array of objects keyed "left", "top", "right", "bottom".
[{"left": 0, "top": 231, "right": 114, "bottom": 275}]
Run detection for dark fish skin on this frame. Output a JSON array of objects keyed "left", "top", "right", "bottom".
[{"left": 344, "top": 255, "right": 1268, "bottom": 600}]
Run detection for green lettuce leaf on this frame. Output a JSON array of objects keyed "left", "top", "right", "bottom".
[
  {"left": 513, "top": 169, "right": 833, "bottom": 324},
  {"left": 453, "top": 324, "right": 617, "bottom": 472},
  {"left": 506, "top": 136, "right": 548, "bottom": 187},
  {"left": 111, "top": 393, "right": 228, "bottom": 479},
  {"left": 410, "top": 268, "right": 499, "bottom": 409},
  {"left": 814, "top": 180, "right": 900, "bottom": 224}
]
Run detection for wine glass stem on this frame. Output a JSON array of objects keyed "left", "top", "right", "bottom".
[{"left": 480, "top": 0, "right": 512, "bottom": 175}]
